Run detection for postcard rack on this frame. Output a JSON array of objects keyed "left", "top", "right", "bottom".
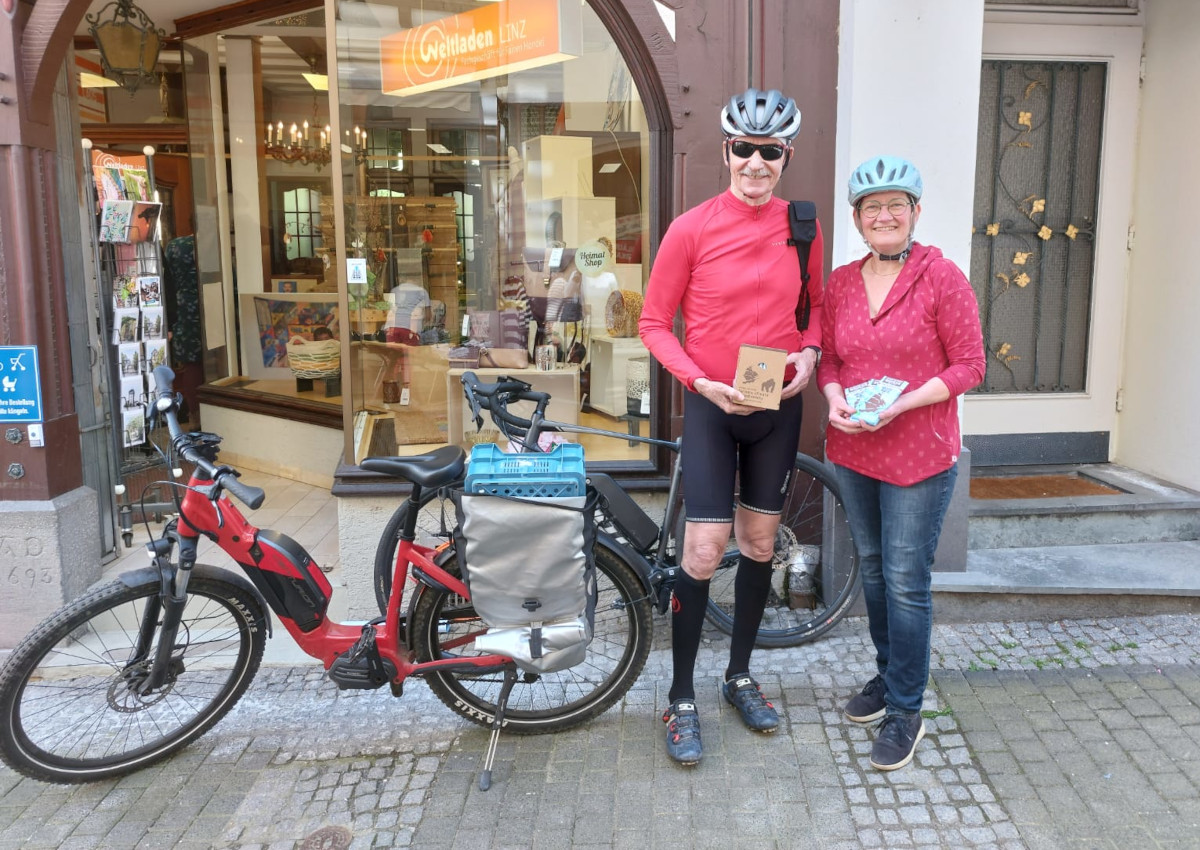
[{"left": 84, "top": 144, "right": 175, "bottom": 546}]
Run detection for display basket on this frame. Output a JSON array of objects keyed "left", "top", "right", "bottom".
[
  {"left": 465, "top": 443, "right": 586, "bottom": 498},
  {"left": 604, "top": 289, "right": 644, "bottom": 338},
  {"left": 286, "top": 337, "right": 341, "bottom": 379}
]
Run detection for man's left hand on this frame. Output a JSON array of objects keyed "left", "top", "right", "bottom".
[{"left": 781, "top": 348, "right": 819, "bottom": 399}]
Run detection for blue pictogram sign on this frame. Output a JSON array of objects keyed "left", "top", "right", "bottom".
[{"left": 0, "top": 346, "right": 43, "bottom": 423}]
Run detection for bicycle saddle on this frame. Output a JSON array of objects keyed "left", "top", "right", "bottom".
[{"left": 361, "top": 445, "right": 466, "bottom": 488}]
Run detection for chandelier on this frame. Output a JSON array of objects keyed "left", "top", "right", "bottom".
[
  {"left": 265, "top": 119, "right": 332, "bottom": 168},
  {"left": 265, "top": 58, "right": 332, "bottom": 168},
  {"left": 86, "top": 0, "right": 165, "bottom": 96}
]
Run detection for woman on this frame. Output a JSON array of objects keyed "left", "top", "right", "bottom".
[{"left": 817, "top": 156, "right": 985, "bottom": 771}]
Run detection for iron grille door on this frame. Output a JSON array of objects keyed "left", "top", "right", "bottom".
[{"left": 970, "top": 60, "right": 1107, "bottom": 394}]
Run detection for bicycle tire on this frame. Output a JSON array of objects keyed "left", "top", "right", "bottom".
[
  {"left": 408, "top": 543, "right": 652, "bottom": 734},
  {"left": 0, "top": 568, "right": 267, "bottom": 783},
  {"left": 702, "top": 453, "right": 861, "bottom": 647}
]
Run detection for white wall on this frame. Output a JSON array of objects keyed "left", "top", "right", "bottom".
[
  {"left": 198, "top": 405, "right": 343, "bottom": 489},
  {"left": 835, "top": 0, "right": 984, "bottom": 270},
  {"left": 1117, "top": 0, "right": 1200, "bottom": 490}
]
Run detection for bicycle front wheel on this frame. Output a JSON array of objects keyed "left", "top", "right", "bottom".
[
  {"left": 0, "top": 569, "right": 266, "bottom": 783},
  {"left": 409, "top": 543, "right": 652, "bottom": 734},
  {"left": 705, "top": 453, "right": 860, "bottom": 647}
]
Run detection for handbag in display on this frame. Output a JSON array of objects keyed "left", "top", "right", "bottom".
[
  {"left": 448, "top": 344, "right": 482, "bottom": 369},
  {"left": 479, "top": 346, "right": 530, "bottom": 369}
]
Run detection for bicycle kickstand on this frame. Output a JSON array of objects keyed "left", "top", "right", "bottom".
[{"left": 479, "top": 665, "right": 519, "bottom": 792}]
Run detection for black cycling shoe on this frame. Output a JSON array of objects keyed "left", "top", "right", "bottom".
[
  {"left": 722, "top": 674, "right": 779, "bottom": 733},
  {"left": 663, "top": 699, "right": 703, "bottom": 765},
  {"left": 845, "top": 674, "right": 887, "bottom": 723}
]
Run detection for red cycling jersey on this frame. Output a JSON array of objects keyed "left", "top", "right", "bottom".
[{"left": 639, "top": 189, "right": 824, "bottom": 391}]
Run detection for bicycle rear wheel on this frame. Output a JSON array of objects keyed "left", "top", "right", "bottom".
[
  {"left": 408, "top": 543, "right": 652, "bottom": 733},
  {"left": 0, "top": 568, "right": 266, "bottom": 783},
  {"left": 703, "top": 453, "right": 860, "bottom": 647}
]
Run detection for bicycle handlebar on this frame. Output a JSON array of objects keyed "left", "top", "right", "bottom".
[
  {"left": 459, "top": 371, "right": 558, "bottom": 449},
  {"left": 150, "top": 365, "right": 266, "bottom": 509}
]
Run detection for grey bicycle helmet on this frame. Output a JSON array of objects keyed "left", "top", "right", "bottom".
[
  {"left": 720, "top": 88, "right": 802, "bottom": 140},
  {"left": 847, "top": 155, "right": 923, "bottom": 205}
]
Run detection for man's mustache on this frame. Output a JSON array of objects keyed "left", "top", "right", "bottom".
[{"left": 738, "top": 168, "right": 772, "bottom": 179}]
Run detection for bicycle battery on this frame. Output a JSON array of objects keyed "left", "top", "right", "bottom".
[
  {"left": 240, "top": 529, "right": 332, "bottom": 632},
  {"left": 588, "top": 474, "right": 660, "bottom": 552}
]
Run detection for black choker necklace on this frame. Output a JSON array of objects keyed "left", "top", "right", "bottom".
[{"left": 877, "top": 248, "right": 911, "bottom": 262}]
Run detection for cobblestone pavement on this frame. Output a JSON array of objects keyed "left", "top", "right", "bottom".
[{"left": 2, "top": 613, "right": 1200, "bottom": 849}]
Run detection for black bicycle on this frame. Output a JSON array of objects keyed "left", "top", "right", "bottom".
[{"left": 373, "top": 373, "right": 860, "bottom": 658}]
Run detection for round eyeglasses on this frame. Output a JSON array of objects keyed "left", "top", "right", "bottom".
[
  {"left": 728, "top": 140, "right": 787, "bottom": 162},
  {"left": 857, "top": 200, "right": 913, "bottom": 219}
]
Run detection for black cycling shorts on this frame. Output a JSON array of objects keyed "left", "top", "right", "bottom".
[{"left": 681, "top": 391, "right": 803, "bottom": 522}]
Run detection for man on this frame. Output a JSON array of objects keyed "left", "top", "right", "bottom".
[{"left": 639, "top": 88, "right": 824, "bottom": 765}]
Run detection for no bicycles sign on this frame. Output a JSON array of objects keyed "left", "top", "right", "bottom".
[{"left": 0, "top": 346, "right": 43, "bottom": 423}]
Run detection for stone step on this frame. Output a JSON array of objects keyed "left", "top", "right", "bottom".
[
  {"left": 932, "top": 540, "right": 1200, "bottom": 622},
  {"left": 968, "top": 463, "right": 1200, "bottom": 549}
]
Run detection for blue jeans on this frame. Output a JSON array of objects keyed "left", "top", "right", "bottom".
[{"left": 833, "top": 463, "right": 958, "bottom": 715}]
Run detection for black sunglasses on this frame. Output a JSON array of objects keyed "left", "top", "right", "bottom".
[{"left": 728, "top": 139, "right": 788, "bottom": 161}]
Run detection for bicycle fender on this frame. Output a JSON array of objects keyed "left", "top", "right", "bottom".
[
  {"left": 596, "top": 530, "right": 653, "bottom": 594},
  {"left": 117, "top": 563, "right": 273, "bottom": 638}
]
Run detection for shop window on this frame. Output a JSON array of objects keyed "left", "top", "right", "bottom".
[{"left": 334, "top": 0, "right": 653, "bottom": 464}]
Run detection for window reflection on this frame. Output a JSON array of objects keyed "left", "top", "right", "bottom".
[{"left": 337, "top": 0, "right": 652, "bottom": 464}]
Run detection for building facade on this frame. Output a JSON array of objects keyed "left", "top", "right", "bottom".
[{"left": 2, "top": 0, "right": 1195, "bottom": 635}]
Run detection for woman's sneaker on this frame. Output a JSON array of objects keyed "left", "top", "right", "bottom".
[
  {"left": 844, "top": 674, "right": 887, "bottom": 723},
  {"left": 870, "top": 713, "right": 926, "bottom": 771},
  {"left": 662, "top": 699, "right": 703, "bottom": 764},
  {"left": 722, "top": 674, "right": 779, "bottom": 732}
]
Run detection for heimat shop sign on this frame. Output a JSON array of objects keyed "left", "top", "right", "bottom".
[{"left": 380, "top": 0, "right": 582, "bottom": 97}]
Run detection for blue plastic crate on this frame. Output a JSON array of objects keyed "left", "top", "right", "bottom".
[{"left": 465, "top": 443, "right": 586, "bottom": 498}]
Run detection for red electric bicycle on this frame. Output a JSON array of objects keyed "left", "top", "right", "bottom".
[{"left": 0, "top": 366, "right": 652, "bottom": 789}]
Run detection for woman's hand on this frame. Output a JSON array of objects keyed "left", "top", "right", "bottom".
[
  {"left": 857, "top": 378, "right": 948, "bottom": 431},
  {"left": 694, "top": 378, "right": 758, "bottom": 415},
  {"left": 825, "top": 392, "right": 865, "bottom": 433}
]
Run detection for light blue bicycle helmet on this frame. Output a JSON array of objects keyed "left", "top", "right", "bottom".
[
  {"left": 847, "top": 155, "right": 923, "bottom": 206},
  {"left": 720, "top": 88, "right": 802, "bottom": 141}
]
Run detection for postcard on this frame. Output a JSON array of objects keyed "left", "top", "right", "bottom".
[
  {"left": 99, "top": 199, "right": 134, "bottom": 243},
  {"left": 119, "top": 374, "right": 145, "bottom": 411},
  {"left": 121, "top": 168, "right": 151, "bottom": 203},
  {"left": 136, "top": 275, "right": 161, "bottom": 306},
  {"left": 122, "top": 407, "right": 146, "bottom": 448},
  {"left": 130, "top": 201, "right": 162, "bottom": 244},
  {"left": 141, "top": 306, "right": 165, "bottom": 340},
  {"left": 92, "top": 165, "right": 126, "bottom": 206},
  {"left": 144, "top": 338, "right": 169, "bottom": 371},
  {"left": 113, "top": 275, "right": 139, "bottom": 309},
  {"left": 118, "top": 342, "right": 141, "bottom": 376},
  {"left": 113, "top": 308, "right": 140, "bottom": 344}
]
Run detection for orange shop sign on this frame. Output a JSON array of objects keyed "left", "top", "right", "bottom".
[{"left": 380, "top": 0, "right": 581, "bottom": 97}]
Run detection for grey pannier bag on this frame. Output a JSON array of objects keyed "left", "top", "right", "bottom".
[{"left": 451, "top": 488, "right": 599, "bottom": 674}]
